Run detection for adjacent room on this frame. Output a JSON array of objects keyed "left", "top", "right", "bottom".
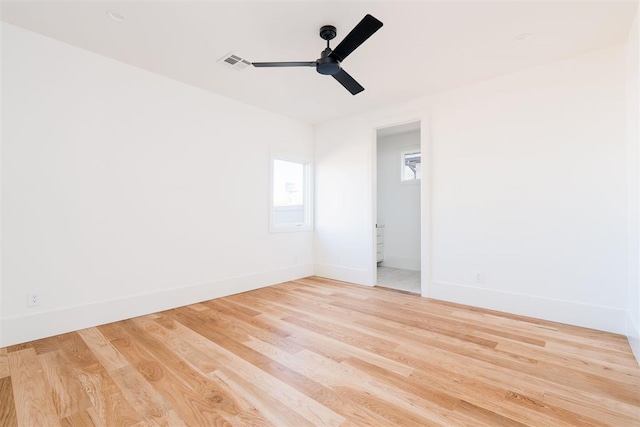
[
  {"left": 376, "top": 121, "right": 422, "bottom": 294},
  {"left": 1, "top": 1, "right": 640, "bottom": 425}
]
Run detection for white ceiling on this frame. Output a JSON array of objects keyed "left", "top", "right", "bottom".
[{"left": 1, "top": 1, "right": 637, "bottom": 124}]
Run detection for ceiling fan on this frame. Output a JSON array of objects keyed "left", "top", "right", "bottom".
[{"left": 252, "top": 14, "right": 383, "bottom": 95}]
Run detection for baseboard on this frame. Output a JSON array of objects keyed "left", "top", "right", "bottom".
[
  {"left": 379, "top": 256, "right": 421, "bottom": 271},
  {"left": 1, "top": 263, "right": 313, "bottom": 347},
  {"left": 628, "top": 310, "right": 640, "bottom": 365},
  {"left": 430, "top": 280, "right": 627, "bottom": 335},
  {"left": 313, "top": 263, "right": 371, "bottom": 286}
]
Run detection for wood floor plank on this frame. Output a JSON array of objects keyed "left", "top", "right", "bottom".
[
  {"left": 324, "top": 292, "right": 640, "bottom": 407},
  {"left": 52, "top": 329, "right": 146, "bottom": 425},
  {"left": 60, "top": 410, "right": 96, "bottom": 427},
  {"left": 116, "top": 317, "right": 243, "bottom": 425},
  {"left": 212, "top": 368, "right": 315, "bottom": 427},
  {"left": 149, "top": 316, "right": 224, "bottom": 375},
  {"left": 0, "top": 348, "right": 8, "bottom": 379},
  {"left": 449, "top": 308, "right": 632, "bottom": 353},
  {"left": 31, "top": 336, "right": 63, "bottom": 355},
  {"left": 224, "top": 406, "right": 276, "bottom": 427},
  {"left": 243, "top": 337, "right": 400, "bottom": 426},
  {"left": 206, "top": 299, "right": 305, "bottom": 354},
  {"left": 142, "top": 311, "right": 313, "bottom": 427},
  {"left": 227, "top": 292, "right": 418, "bottom": 375},
  {"left": 99, "top": 321, "right": 223, "bottom": 425},
  {"left": 109, "top": 365, "right": 187, "bottom": 426},
  {"left": 76, "top": 362, "right": 144, "bottom": 426},
  {"left": 298, "top": 349, "right": 466, "bottom": 425},
  {"left": 78, "top": 328, "right": 129, "bottom": 372},
  {"left": 0, "top": 376, "right": 18, "bottom": 427},
  {"left": 393, "top": 335, "right": 640, "bottom": 421},
  {"left": 8, "top": 348, "right": 61, "bottom": 427},
  {"left": 5, "top": 343, "right": 32, "bottom": 353},
  {"left": 263, "top": 310, "right": 417, "bottom": 376},
  {"left": 1, "top": 276, "right": 638, "bottom": 426},
  {"left": 494, "top": 338, "right": 640, "bottom": 385},
  {"left": 55, "top": 332, "right": 101, "bottom": 369},
  {"left": 453, "top": 400, "right": 528, "bottom": 427},
  {"left": 167, "top": 308, "right": 347, "bottom": 426},
  {"left": 356, "top": 313, "right": 640, "bottom": 411},
  {"left": 541, "top": 390, "right": 640, "bottom": 426},
  {"left": 39, "top": 350, "right": 93, "bottom": 419}
]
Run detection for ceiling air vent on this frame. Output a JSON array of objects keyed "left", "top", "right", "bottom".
[{"left": 218, "top": 53, "right": 252, "bottom": 71}]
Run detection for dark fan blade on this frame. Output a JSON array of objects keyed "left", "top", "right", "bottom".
[
  {"left": 330, "top": 14, "right": 383, "bottom": 62},
  {"left": 252, "top": 61, "right": 316, "bottom": 67},
  {"left": 332, "top": 69, "right": 364, "bottom": 95}
]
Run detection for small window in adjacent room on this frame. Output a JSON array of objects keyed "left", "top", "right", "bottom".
[
  {"left": 270, "top": 155, "right": 312, "bottom": 232},
  {"left": 401, "top": 149, "right": 422, "bottom": 181}
]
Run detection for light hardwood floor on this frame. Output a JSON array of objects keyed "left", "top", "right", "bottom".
[{"left": 1, "top": 276, "right": 639, "bottom": 426}]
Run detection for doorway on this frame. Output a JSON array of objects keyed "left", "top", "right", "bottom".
[{"left": 375, "top": 121, "right": 422, "bottom": 293}]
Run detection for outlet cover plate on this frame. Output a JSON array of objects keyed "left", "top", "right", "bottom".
[{"left": 27, "top": 291, "right": 40, "bottom": 307}]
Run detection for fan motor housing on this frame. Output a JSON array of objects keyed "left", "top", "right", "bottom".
[
  {"left": 319, "top": 25, "right": 337, "bottom": 41},
  {"left": 316, "top": 48, "right": 340, "bottom": 75}
]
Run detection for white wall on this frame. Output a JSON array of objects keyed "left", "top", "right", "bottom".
[
  {"left": 627, "top": 7, "right": 640, "bottom": 364},
  {"left": 377, "top": 130, "right": 421, "bottom": 271},
  {"left": 316, "top": 45, "right": 629, "bottom": 334},
  {"left": 0, "top": 23, "right": 4, "bottom": 347},
  {"left": 2, "top": 19, "right": 636, "bottom": 350},
  {"left": 1, "top": 23, "right": 314, "bottom": 347}
]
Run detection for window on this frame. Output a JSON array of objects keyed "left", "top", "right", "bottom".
[
  {"left": 401, "top": 149, "right": 421, "bottom": 181},
  {"left": 270, "top": 155, "right": 312, "bottom": 232}
]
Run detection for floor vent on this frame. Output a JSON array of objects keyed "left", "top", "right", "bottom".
[{"left": 218, "top": 53, "right": 252, "bottom": 71}]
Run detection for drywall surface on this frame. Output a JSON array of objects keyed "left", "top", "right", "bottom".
[
  {"left": 0, "top": 25, "right": 3, "bottom": 347},
  {"left": 1, "top": 23, "right": 314, "bottom": 346},
  {"left": 316, "top": 45, "right": 629, "bottom": 333},
  {"left": 377, "top": 130, "right": 421, "bottom": 271},
  {"left": 627, "top": 7, "right": 640, "bottom": 364}
]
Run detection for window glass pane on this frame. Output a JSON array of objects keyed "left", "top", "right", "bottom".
[
  {"left": 273, "top": 159, "right": 304, "bottom": 206},
  {"left": 402, "top": 151, "right": 421, "bottom": 181},
  {"left": 272, "top": 158, "right": 308, "bottom": 228}
]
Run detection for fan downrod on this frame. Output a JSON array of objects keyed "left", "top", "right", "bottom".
[{"left": 317, "top": 25, "right": 340, "bottom": 75}]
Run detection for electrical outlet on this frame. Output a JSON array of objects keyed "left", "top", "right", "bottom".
[{"left": 27, "top": 291, "right": 40, "bottom": 307}]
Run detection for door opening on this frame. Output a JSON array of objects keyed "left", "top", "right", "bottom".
[{"left": 375, "top": 121, "right": 422, "bottom": 294}]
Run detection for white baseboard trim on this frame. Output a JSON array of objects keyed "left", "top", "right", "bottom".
[
  {"left": 313, "top": 263, "right": 372, "bottom": 286},
  {"left": 627, "top": 310, "right": 640, "bottom": 365},
  {"left": 430, "top": 280, "right": 627, "bottom": 335},
  {"left": 379, "top": 256, "right": 421, "bottom": 271},
  {"left": 1, "top": 263, "right": 313, "bottom": 347}
]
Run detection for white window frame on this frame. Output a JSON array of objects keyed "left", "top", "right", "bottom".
[
  {"left": 400, "top": 146, "right": 422, "bottom": 184},
  {"left": 270, "top": 153, "right": 313, "bottom": 233}
]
